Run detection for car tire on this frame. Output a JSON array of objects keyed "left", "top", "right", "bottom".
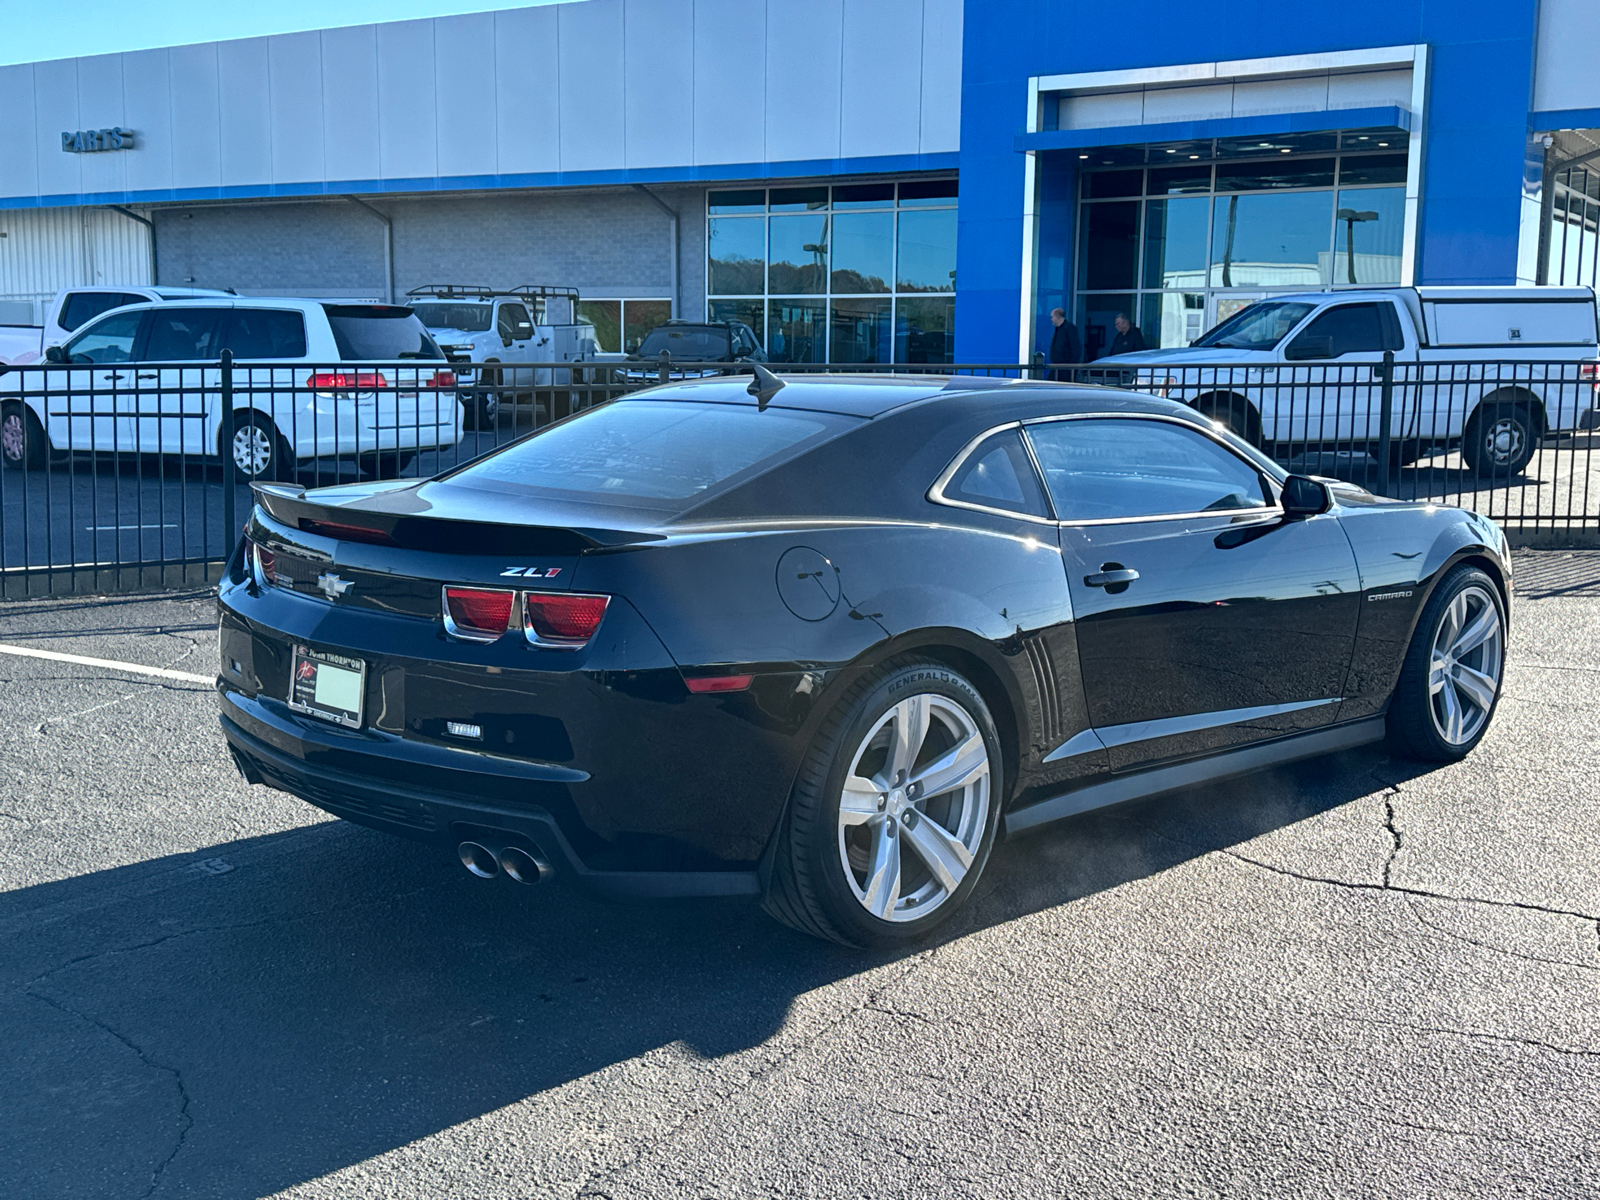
[
  {"left": 1, "top": 401, "right": 47, "bottom": 471},
  {"left": 1462, "top": 402, "right": 1537, "bottom": 478},
  {"left": 226, "top": 414, "right": 294, "bottom": 483},
  {"left": 763, "top": 658, "right": 1003, "bottom": 948},
  {"left": 1386, "top": 564, "right": 1506, "bottom": 762},
  {"left": 357, "top": 450, "right": 416, "bottom": 481}
]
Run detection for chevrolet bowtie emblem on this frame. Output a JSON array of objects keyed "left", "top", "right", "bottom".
[{"left": 317, "top": 571, "right": 354, "bottom": 600}]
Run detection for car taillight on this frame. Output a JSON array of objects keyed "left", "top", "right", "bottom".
[
  {"left": 246, "top": 537, "right": 276, "bottom": 587},
  {"left": 425, "top": 371, "right": 456, "bottom": 389},
  {"left": 306, "top": 372, "right": 389, "bottom": 390},
  {"left": 1582, "top": 363, "right": 1598, "bottom": 381},
  {"left": 684, "top": 674, "right": 754, "bottom": 694},
  {"left": 443, "top": 586, "right": 517, "bottom": 642},
  {"left": 523, "top": 592, "right": 610, "bottom": 648}
]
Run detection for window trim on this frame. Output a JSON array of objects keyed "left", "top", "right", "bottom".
[{"left": 929, "top": 412, "right": 1288, "bottom": 529}]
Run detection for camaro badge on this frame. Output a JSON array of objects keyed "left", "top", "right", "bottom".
[
  {"left": 317, "top": 571, "right": 354, "bottom": 600},
  {"left": 1367, "top": 589, "right": 1413, "bottom": 602}
]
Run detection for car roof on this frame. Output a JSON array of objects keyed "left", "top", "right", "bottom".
[
  {"left": 102, "top": 297, "right": 397, "bottom": 312},
  {"left": 624, "top": 372, "right": 1189, "bottom": 421}
]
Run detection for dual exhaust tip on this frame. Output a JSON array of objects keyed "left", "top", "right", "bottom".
[{"left": 458, "top": 839, "right": 554, "bottom": 885}]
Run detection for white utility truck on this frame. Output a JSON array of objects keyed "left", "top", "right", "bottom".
[
  {"left": 1108, "top": 287, "right": 1600, "bottom": 476},
  {"left": 405, "top": 285, "right": 596, "bottom": 427}
]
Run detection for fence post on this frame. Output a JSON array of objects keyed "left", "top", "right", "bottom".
[
  {"left": 221, "top": 349, "right": 236, "bottom": 560},
  {"left": 1031, "top": 351, "right": 1045, "bottom": 381},
  {"left": 658, "top": 350, "right": 670, "bottom": 386},
  {"left": 1376, "top": 349, "right": 1395, "bottom": 496}
]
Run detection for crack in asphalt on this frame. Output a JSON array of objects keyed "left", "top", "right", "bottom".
[
  {"left": 1401, "top": 898, "right": 1600, "bottom": 974},
  {"left": 1376, "top": 1115, "right": 1524, "bottom": 1145},
  {"left": 1381, "top": 790, "right": 1402, "bottom": 889},
  {"left": 25, "top": 988, "right": 192, "bottom": 1199},
  {"left": 1327, "top": 1011, "right": 1600, "bottom": 1059},
  {"left": 570, "top": 944, "right": 949, "bottom": 1198}
]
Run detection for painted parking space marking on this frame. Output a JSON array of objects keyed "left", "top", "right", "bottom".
[{"left": 0, "top": 641, "right": 212, "bottom": 684}]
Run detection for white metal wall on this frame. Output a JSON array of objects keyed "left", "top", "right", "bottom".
[
  {"left": 1536, "top": 0, "right": 1600, "bottom": 114},
  {"left": 0, "top": 207, "right": 152, "bottom": 320},
  {"left": 0, "top": 0, "right": 964, "bottom": 205}
]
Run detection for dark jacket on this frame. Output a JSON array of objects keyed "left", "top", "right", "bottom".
[
  {"left": 1107, "top": 326, "right": 1148, "bottom": 356},
  {"left": 1048, "top": 320, "right": 1083, "bottom": 366}
]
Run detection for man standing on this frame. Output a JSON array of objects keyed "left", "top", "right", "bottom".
[
  {"left": 1047, "top": 308, "right": 1082, "bottom": 379},
  {"left": 1106, "top": 312, "right": 1147, "bottom": 356}
]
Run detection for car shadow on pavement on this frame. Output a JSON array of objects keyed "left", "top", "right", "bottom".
[{"left": 0, "top": 745, "right": 1423, "bottom": 1199}]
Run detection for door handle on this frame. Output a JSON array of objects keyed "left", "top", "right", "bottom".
[
  {"left": 136, "top": 372, "right": 159, "bottom": 381},
  {"left": 1084, "top": 565, "right": 1140, "bottom": 589},
  {"left": 102, "top": 372, "right": 125, "bottom": 382}
]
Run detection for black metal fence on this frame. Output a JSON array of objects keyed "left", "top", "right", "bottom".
[{"left": 2, "top": 352, "right": 1597, "bottom": 598}]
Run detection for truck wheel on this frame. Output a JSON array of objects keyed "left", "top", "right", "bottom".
[
  {"left": 762, "top": 659, "right": 1003, "bottom": 948},
  {"left": 1462, "top": 403, "right": 1537, "bottom": 478},
  {"left": 1, "top": 402, "right": 47, "bottom": 471},
  {"left": 1194, "top": 394, "right": 1262, "bottom": 446}
]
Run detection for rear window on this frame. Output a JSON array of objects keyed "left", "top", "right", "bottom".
[
  {"left": 637, "top": 325, "right": 731, "bottom": 360},
  {"left": 411, "top": 302, "right": 493, "bottom": 333},
  {"left": 222, "top": 309, "right": 308, "bottom": 358},
  {"left": 59, "top": 291, "right": 146, "bottom": 333},
  {"left": 323, "top": 305, "right": 444, "bottom": 360},
  {"left": 448, "top": 400, "right": 852, "bottom": 508}
]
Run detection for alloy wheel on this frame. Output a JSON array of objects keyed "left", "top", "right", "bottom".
[
  {"left": 1427, "top": 584, "right": 1503, "bottom": 746},
  {"left": 232, "top": 425, "right": 273, "bottom": 476},
  {"left": 1, "top": 412, "right": 24, "bottom": 463},
  {"left": 837, "top": 692, "right": 991, "bottom": 922}
]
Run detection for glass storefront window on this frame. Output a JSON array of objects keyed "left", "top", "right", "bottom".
[
  {"left": 1086, "top": 170, "right": 1143, "bottom": 199},
  {"left": 624, "top": 300, "right": 673, "bottom": 353},
  {"left": 1141, "top": 292, "right": 1206, "bottom": 348},
  {"left": 895, "top": 296, "right": 955, "bottom": 364},
  {"left": 1148, "top": 164, "right": 1212, "bottom": 195},
  {"left": 769, "top": 213, "right": 829, "bottom": 294},
  {"left": 896, "top": 208, "right": 958, "bottom": 292},
  {"left": 831, "top": 212, "right": 893, "bottom": 293},
  {"left": 831, "top": 298, "right": 892, "bottom": 363},
  {"left": 578, "top": 300, "right": 620, "bottom": 353},
  {"left": 708, "top": 217, "right": 766, "bottom": 295},
  {"left": 708, "top": 299, "right": 765, "bottom": 347},
  {"left": 1080, "top": 201, "right": 1140, "bottom": 290},
  {"left": 1209, "top": 190, "right": 1334, "bottom": 288},
  {"left": 1215, "top": 157, "right": 1336, "bottom": 191},
  {"left": 768, "top": 299, "right": 827, "bottom": 363},
  {"left": 1142, "top": 196, "right": 1209, "bottom": 289},
  {"left": 1338, "top": 153, "right": 1408, "bottom": 187},
  {"left": 707, "top": 181, "right": 956, "bottom": 363},
  {"left": 1334, "top": 186, "right": 1405, "bottom": 286},
  {"left": 1075, "top": 294, "right": 1135, "bottom": 362}
]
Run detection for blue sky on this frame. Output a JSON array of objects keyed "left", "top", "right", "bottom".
[{"left": 0, "top": 0, "right": 568, "bottom": 66}]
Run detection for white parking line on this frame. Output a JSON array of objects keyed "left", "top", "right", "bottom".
[
  {"left": 0, "top": 642, "right": 213, "bottom": 685},
  {"left": 87, "top": 524, "right": 179, "bottom": 531}
]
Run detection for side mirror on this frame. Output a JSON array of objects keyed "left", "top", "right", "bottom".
[
  {"left": 44, "top": 344, "right": 67, "bottom": 363},
  {"left": 1281, "top": 474, "right": 1331, "bottom": 517},
  {"left": 1285, "top": 335, "right": 1334, "bottom": 361}
]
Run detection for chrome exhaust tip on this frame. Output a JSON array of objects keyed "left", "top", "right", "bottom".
[
  {"left": 458, "top": 841, "right": 501, "bottom": 879},
  {"left": 499, "top": 844, "right": 554, "bottom": 885}
]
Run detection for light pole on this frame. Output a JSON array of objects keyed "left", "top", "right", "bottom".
[{"left": 1337, "top": 209, "right": 1379, "bottom": 285}]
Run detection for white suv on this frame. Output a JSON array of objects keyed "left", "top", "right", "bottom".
[{"left": 0, "top": 298, "right": 461, "bottom": 479}]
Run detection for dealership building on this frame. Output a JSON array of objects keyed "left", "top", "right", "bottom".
[{"left": 0, "top": 0, "right": 1597, "bottom": 363}]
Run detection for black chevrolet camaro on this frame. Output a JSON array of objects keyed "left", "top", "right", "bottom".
[{"left": 217, "top": 372, "right": 1511, "bottom": 946}]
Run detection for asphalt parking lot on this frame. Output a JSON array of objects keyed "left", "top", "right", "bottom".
[{"left": 2, "top": 555, "right": 1599, "bottom": 1199}]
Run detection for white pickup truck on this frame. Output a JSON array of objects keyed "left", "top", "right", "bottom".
[
  {"left": 405, "top": 285, "right": 597, "bottom": 427},
  {"left": 1106, "top": 287, "right": 1600, "bottom": 476},
  {"left": 0, "top": 285, "right": 233, "bottom": 365}
]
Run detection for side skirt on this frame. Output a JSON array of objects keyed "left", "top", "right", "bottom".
[{"left": 1003, "top": 717, "right": 1388, "bottom": 837}]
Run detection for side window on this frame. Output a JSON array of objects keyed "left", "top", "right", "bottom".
[
  {"left": 64, "top": 311, "right": 146, "bottom": 364},
  {"left": 1289, "top": 303, "right": 1388, "bottom": 358},
  {"left": 142, "top": 308, "right": 226, "bottom": 361},
  {"left": 939, "top": 429, "right": 1051, "bottom": 519},
  {"left": 1025, "top": 418, "right": 1269, "bottom": 522},
  {"left": 58, "top": 291, "right": 131, "bottom": 333},
  {"left": 221, "top": 309, "right": 308, "bottom": 359},
  {"left": 498, "top": 303, "right": 532, "bottom": 339}
]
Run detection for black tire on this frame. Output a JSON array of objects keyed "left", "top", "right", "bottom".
[
  {"left": 1194, "top": 394, "right": 1262, "bottom": 446},
  {"left": 225, "top": 414, "right": 294, "bottom": 482},
  {"left": 1461, "top": 402, "right": 1537, "bottom": 478},
  {"left": 357, "top": 450, "right": 416, "bottom": 481},
  {"left": 1386, "top": 565, "right": 1506, "bottom": 762},
  {"left": 762, "top": 658, "right": 1004, "bottom": 948},
  {"left": 1, "top": 401, "right": 47, "bottom": 471}
]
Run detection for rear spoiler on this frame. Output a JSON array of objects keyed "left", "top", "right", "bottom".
[{"left": 250, "top": 482, "right": 662, "bottom": 556}]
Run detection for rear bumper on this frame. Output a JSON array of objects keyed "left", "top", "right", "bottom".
[{"left": 220, "top": 703, "right": 760, "bottom": 899}]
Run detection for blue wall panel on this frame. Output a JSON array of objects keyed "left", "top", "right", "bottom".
[{"left": 955, "top": 0, "right": 1542, "bottom": 361}]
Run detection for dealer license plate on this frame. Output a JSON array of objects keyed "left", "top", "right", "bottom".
[{"left": 288, "top": 645, "right": 366, "bottom": 729}]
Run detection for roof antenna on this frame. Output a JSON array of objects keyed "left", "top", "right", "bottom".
[{"left": 747, "top": 361, "right": 785, "bottom": 410}]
